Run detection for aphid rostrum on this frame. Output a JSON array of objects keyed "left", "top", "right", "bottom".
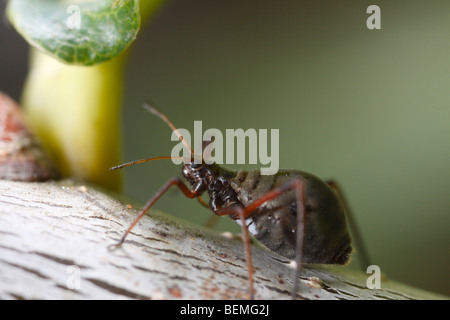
[{"left": 111, "top": 103, "right": 369, "bottom": 299}]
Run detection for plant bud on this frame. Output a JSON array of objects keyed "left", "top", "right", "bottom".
[{"left": 0, "top": 92, "right": 60, "bottom": 181}]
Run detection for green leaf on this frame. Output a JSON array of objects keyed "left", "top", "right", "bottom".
[{"left": 7, "top": 0, "right": 141, "bottom": 66}]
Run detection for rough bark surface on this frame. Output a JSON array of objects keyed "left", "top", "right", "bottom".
[{"left": 0, "top": 179, "right": 446, "bottom": 300}]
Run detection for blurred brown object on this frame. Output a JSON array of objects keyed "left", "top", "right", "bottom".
[{"left": 0, "top": 92, "right": 59, "bottom": 181}]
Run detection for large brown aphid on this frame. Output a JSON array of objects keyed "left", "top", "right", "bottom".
[{"left": 111, "top": 104, "right": 368, "bottom": 299}]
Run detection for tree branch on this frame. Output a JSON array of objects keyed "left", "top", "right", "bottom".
[{"left": 0, "top": 179, "right": 446, "bottom": 300}]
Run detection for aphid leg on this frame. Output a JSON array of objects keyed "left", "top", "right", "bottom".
[
  {"left": 326, "top": 180, "right": 371, "bottom": 270},
  {"left": 114, "top": 177, "right": 199, "bottom": 247},
  {"left": 200, "top": 198, "right": 223, "bottom": 230},
  {"left": 235, "top": 207, "right": 255, "bottom": 300},
  {"left": 292, "top": 180, "right": 305, "bottom": 299},
  {"left": 216, "top": 205, "right": 255, "bottom": 300},
  {"left": 204, "top": 214, "right": 220, "bottom": 229},
  {"left": 197, "top": 197, "right": 223, "bottom": 230},
  {"left": 197, "top": 196, "right": 209, "bottom": 209},
  {"left": 216, "top": 179, "right": 306, "bottom": 300}
]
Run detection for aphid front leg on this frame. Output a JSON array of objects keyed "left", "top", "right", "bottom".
[
  {"left": 114, "top": 177, "right": 200, "bottom": 247},
  {"left": 216, "top": 178, "right": 306, "bottom": 300}
]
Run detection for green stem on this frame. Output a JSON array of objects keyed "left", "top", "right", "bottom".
[
  {"left": 22, "top": 49, "right": 126, "bottom": 191},
  {"left": 21, "top": 0, "right": 167, "bottom": 192}
]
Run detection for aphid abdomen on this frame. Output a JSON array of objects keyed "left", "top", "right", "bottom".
[{"left": 230, "top": 169, "right": 352, "bottom": 264}]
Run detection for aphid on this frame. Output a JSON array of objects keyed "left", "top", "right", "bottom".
[{"left": 111, "top": 103, "right": 369, "bottom": 299}]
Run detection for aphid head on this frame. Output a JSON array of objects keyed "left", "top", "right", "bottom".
[{"left": 180, "top": 154, "right": 219, "bottom": 194}]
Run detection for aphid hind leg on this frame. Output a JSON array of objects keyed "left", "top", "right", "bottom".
[
  {"left": 114, "top": 177, "right": 199, "bottom": 247},
  {"left": 327, "top": 180, "right": 371, "bottom": 270},
  {"left": 216, "top": 179, "right": 306, "bottom": 300}
]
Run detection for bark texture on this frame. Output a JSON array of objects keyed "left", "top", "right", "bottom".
[{"left": 0, "top": 179, "right": 446, "bottom": 300}]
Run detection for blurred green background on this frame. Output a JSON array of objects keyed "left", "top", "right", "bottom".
[{"left": 1, "top": 0, "right": 449, "bottom": 296}]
